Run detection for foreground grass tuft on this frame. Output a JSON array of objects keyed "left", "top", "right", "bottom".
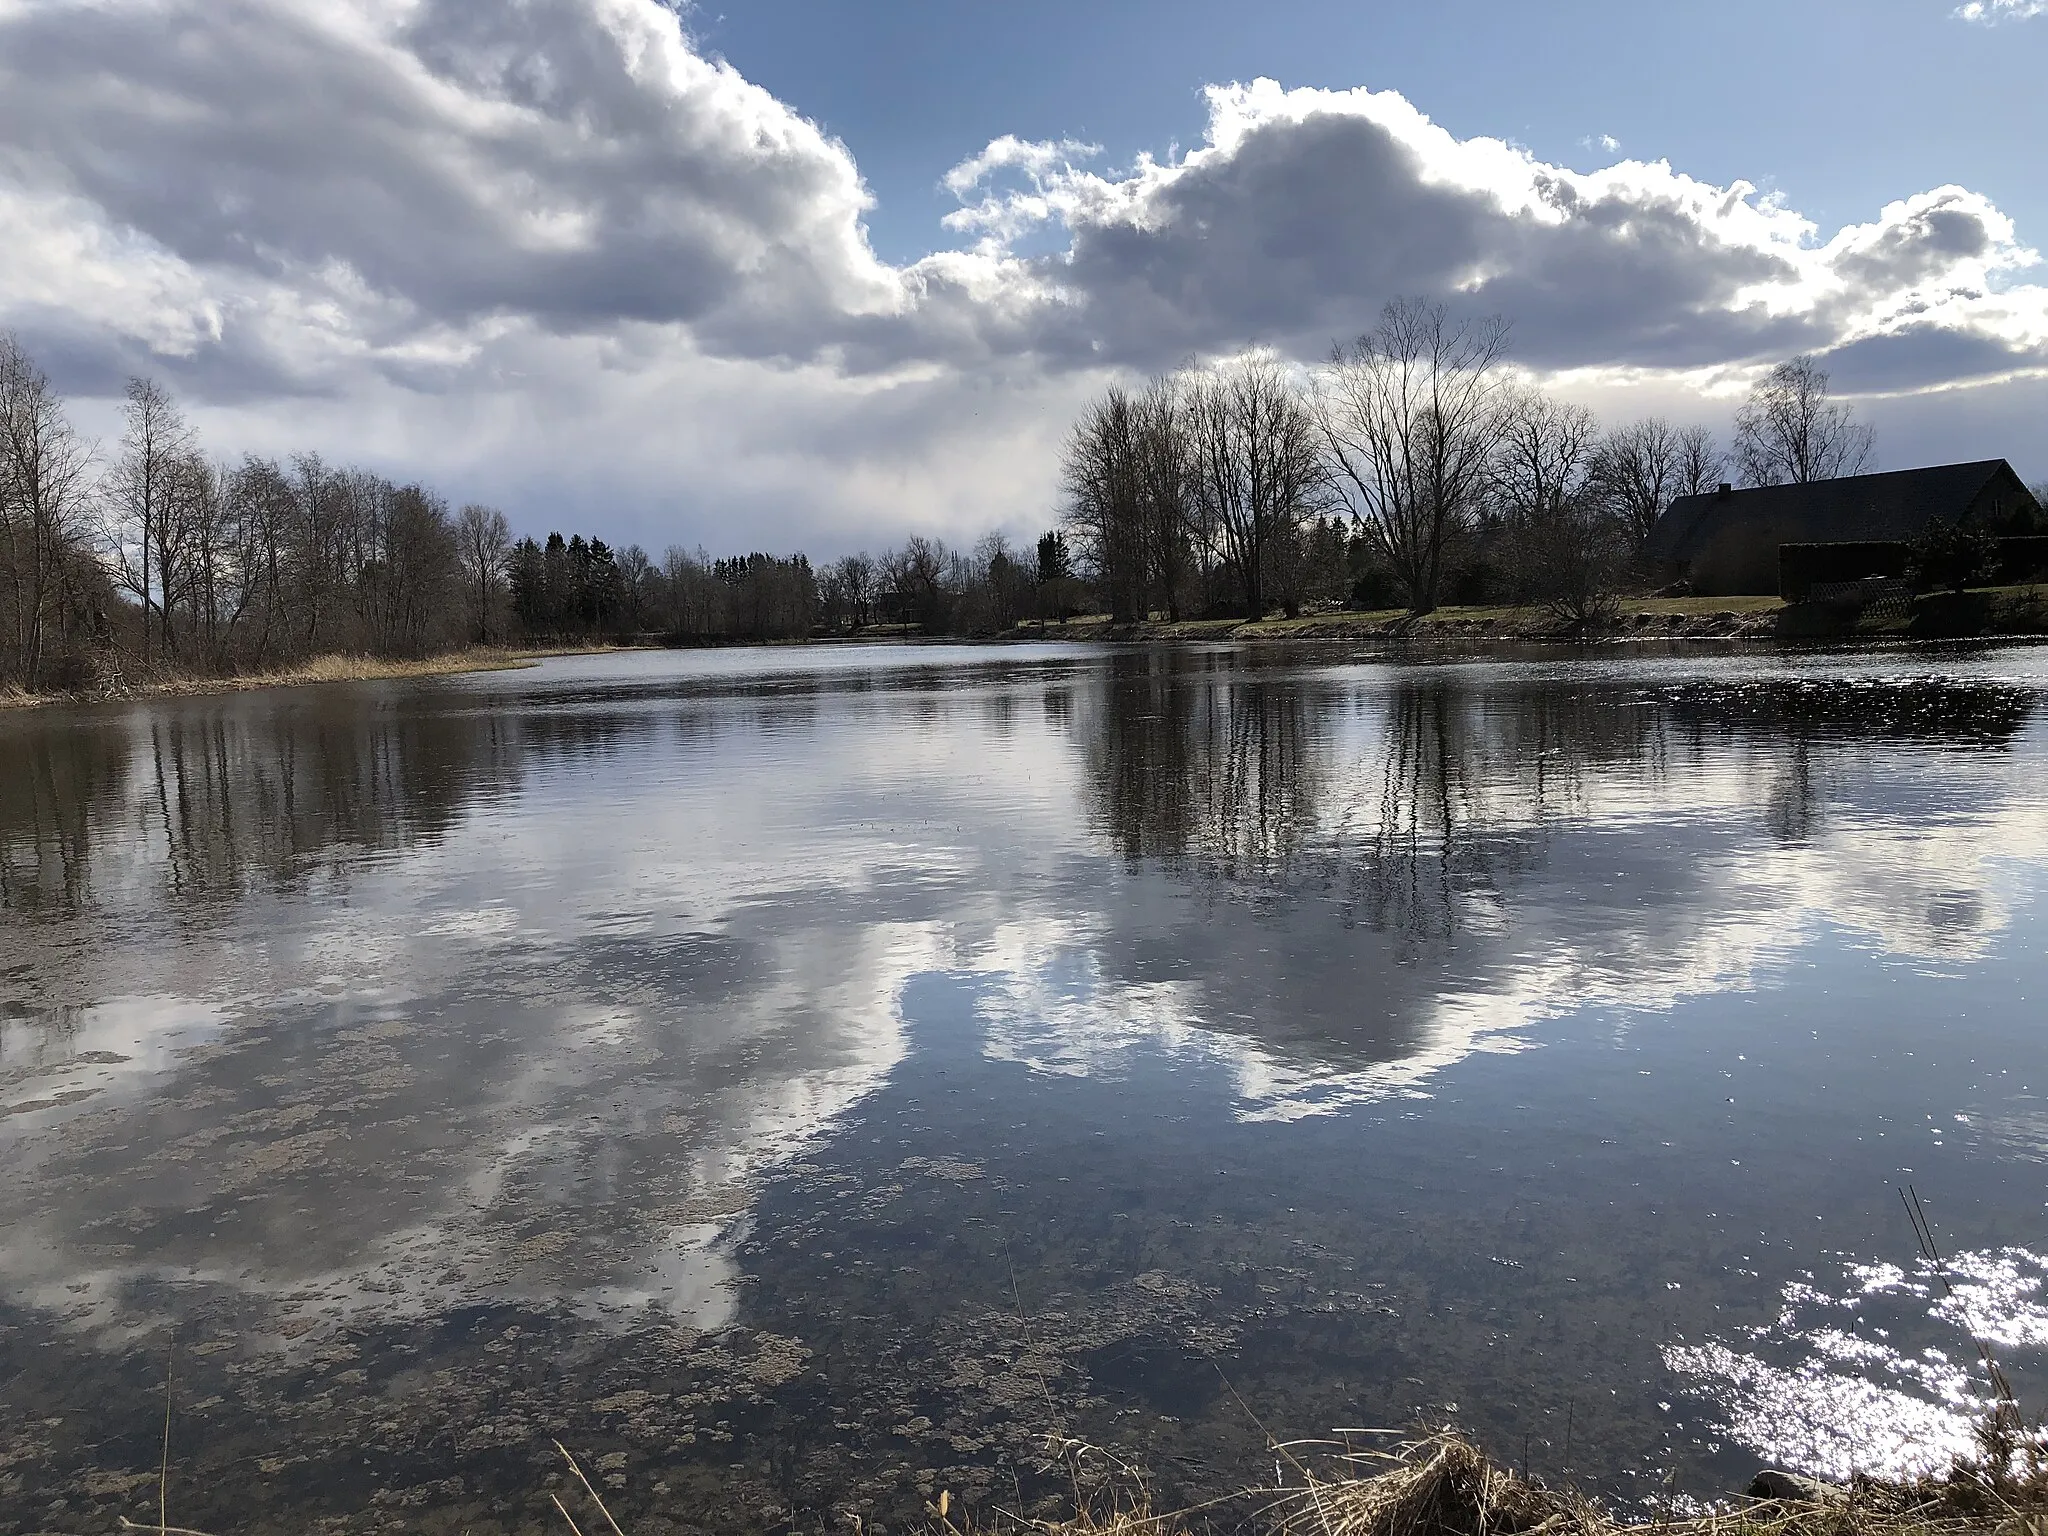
[{"left": 925, "top": 1422, "right": 2048, "bottom": 1536}]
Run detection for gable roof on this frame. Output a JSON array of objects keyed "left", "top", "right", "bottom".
[{"left": 1648, "top": 460, "right": 2034, "bottom": 563}]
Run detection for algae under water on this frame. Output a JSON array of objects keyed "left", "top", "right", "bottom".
[{"left": 4, "top": 641, "right": 2048, "bottom": 1533}]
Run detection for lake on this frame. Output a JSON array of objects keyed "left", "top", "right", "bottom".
[{"left": 5, "top": 641, "right": 2048, "bottom": 1534}]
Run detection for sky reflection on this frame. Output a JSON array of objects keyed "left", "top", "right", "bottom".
[{"left": 3, "top": 643, "right": 2048, "bottom": 1526}]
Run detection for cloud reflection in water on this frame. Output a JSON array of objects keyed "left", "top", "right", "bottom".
[{"left": 2, "top": 644, "right": 2048, "bottom": 1511}]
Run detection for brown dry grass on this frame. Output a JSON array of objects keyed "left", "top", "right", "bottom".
[
  {"left": 0, "top": 645, "right": 646, "bottom": 711},
  {"left": 112, "top": 1419, "right": 2043, "bottom": 1536},
  {"left": 924, "top": 1423, "right": 2048, "bottom": 1536}
]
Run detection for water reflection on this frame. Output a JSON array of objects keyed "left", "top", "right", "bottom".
[
  {"left": 2, "top": 646, "right": 2047, "bottom": 1531},
  {"left": 0, "top": 695, "right": 526, "bottom": 917},
  {"left": 1040, "top": 653, "right": 2042, "bottom": 1120}
]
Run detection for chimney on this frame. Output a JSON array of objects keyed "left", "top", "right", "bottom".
[{"left": 1716, "top": 482, "right": 1734, "bottom": 499}]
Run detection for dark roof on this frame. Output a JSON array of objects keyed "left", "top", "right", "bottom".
[{"left": 1648, "top": 460, "right": 2032, "bottom": 562}]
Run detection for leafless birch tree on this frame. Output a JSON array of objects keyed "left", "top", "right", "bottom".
[
  {"left": 1316, "top": 299, "right": 1511, "bottom": 615},
  {"left": 1133, "top": 376, "right": 1197, "bottom": 620},
  {"left": 1674, "top": 425, "right": 1727, "bottom": 501},
  {"left": 1592, "top": 416, "right": 1691, "bottom": 556},
  {"left": 1492, "top": 389, "right": 1621, "bottom": 619},
  {"left": 1492, "top": 390, "right": 1600, "bottom": 527},
  {"left": 1061, "top": 385, "right": 1148, "bottom": 621}
]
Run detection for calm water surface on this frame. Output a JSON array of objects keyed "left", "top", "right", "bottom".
[{"left": 5, "top": 642, "right": 2048, "bottom": 1533}]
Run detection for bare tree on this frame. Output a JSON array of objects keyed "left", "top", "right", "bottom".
[
  {"left": 1061, "top": 385, "right": 1148, "bottom": 622},
  {"left": 1317, "top": 298, "right": 1512, "bottom": 615},
  {"left": 883, "top": 535, "right": 948, "bottom": 630},
  {"left": 1734, "top": 355, "right": 1874, "bottom": 486},
  {"left": 455, "top": 502, "right": 510, "bottom": 643},
  {"left": 615, "top": 543, "right": 654, "bottom": 634},
  {"left": 1592, "top": 416, "right": 1687, "bottom": 557},
  {"left": 182, "top": 454, "right": 283, "bottom": 671},
  {"left": 837, "top": 552, "right": 875, "bottom": 629},
  {"left": 222, "top": 456, "right": 299, "bottom": 667},
  {"left": 815, "top": 551, "right": 878, "bottom": 632},
  {"left": 969, "top": 531, "right": 1032, "bottom": 632},
  {"left": 1133, "top": 376, "right": 1196, "bottom": 620},
  {"left": 1674, "top": 425, "right": 1727, "bottom": 500},
  {"left": 177, "top": 455, "right": 237, "bottom": 667},
  {"left": 1492, "top": 390, "right": 1600, "bottom": 527},
  {"left": 106, "top": 376, "right": 198, "bottom": 661},
  {"left": 0, "top": 334, "right": 99, "bottom": 688},
  {"left": 287, "top": 451, "right": 346, "bottom": 654},
  {"left": 1185, "top": 350, "right": 1323, "bottom": 618},
  {"left": 1493, "top": 389, "right": 1620, "bottom": 620}
]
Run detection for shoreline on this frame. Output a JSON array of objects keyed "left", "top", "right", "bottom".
[
  {"left": 8, "top": 587, "right": 2048, "bottom": 714},
  {"left": 0, "top": 645, "right": 635, "bottom": 714},
  {"left": 999, "top": 585, "right": 2048, "bottom": 648}
]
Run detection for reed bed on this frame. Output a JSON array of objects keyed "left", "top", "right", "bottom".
[
  {"left": 108, "top": 1414, "right": 2048, "bottom": 1536},
  {"left": 899, "top": 1418, "right": 2048, "bottom": 1536},
  {"left": 0, "top": 646, "right": 562, "bottom": 708}
]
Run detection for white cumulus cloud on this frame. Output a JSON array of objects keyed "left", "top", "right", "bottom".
[
  {"left": 0, "top": 1, "right": 2042, "bottom": 551},
  {"left": 1954, "top": 0, "right": 2048, "bottom": 22}
]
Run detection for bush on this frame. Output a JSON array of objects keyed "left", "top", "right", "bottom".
[
  {"left": 1511, "top": 507, "right": 1625, "bottom": 625},
  {"left": 1907, "top": 520, "right": 1999, "bottom": 594},
  {"left": 1346, "top": 567, "right": 1404, "bottom": 611}
]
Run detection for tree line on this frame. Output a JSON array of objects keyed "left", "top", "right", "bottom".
[
  {"left": 1058, "top": 297, "right": 1897, "bottom": 621},
  {"left": 1, "top": 334, "right": 521, "bottom": 691},
  {"left": 9, "top": 310, "right": 2030, "bottom": 693},
  {"left": 0, "top": 331, "right": 1090, "bottom": 691}
]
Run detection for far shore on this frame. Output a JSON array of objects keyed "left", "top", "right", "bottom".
[
  {"left": 9, "top": 586, "right": 2046, "bottom": 714},
  {"left": 1010, "top": 583, "right": 2048, "bottom": 647}
]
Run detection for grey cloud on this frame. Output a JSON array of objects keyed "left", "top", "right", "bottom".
[
  {"left": 0, "top": 0, "right": 2044, "bottom": 550},
  {"left": 1044, "top": 108, "right": 1812, "bottom": 370},
  {"left": 1830, "top": 194, "right": 1998, "bottom": 292},
  {"left": 1, "top": 301, "right": 346, "bottom": 406},
  {"left": 1819, "top": 323, "right": 2048, "bottom": 393},
  {"left": 3, "top": 1, "right": 2040, "bottom": 393},
  {"left": 962, "top": 103, "right": 2040, "bottom": 376},
  {"left": 0, "top": 0, "right": 898, "bottom": 362}
]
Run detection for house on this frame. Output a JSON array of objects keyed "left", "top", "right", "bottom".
[{"left": 1646, "top": 460, "right": 2041, "bottom": 596}]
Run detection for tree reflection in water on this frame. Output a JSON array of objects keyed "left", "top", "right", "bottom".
[{"left": 1082, "top": 649, "right": 2032, "bottom": 953}]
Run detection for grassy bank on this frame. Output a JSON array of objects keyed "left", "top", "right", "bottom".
[
  {"left": 1003, "top": 586, "right": 2048, "bottom": 646},
  {"left": 0, "top": 645, "right": 632, "bottom": 712},
  {"left": 1003, "top": 595, "right": 1789, "bottom": 646}
]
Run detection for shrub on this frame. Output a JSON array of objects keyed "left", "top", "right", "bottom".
[{"left": 1907, "top": 520, "right": 1999, "bottom": 594}]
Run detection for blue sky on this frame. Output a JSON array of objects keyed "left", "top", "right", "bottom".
[
  {"left": 702, "top": 0, "right": 2048, "bottom": 265},
  {"left": 0, "top": 0, "right": 2041, "bottom": 554}
]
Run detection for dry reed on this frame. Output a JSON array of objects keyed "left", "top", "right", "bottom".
[
  {"left": 917, "top": 1421, "right": 2048, "bottom": 1536},
  {"left": 0, "top": 646, "right": 566, "bottom": 709}
]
